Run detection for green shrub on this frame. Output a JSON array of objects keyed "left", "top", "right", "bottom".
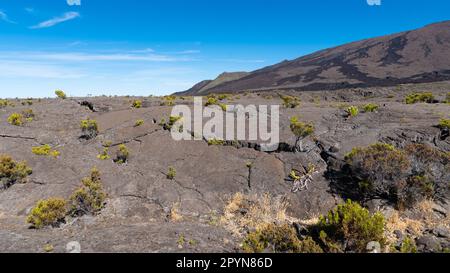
[
  {"left": 0, "top": 154, "right": 32, "bottom": 189},
  {"left": 31, "top": 144, "right": 52, "bottom": 155},
  {"left": 69, "top": 168, "right": 106, "bottom": 216},
  {"left": 134, "top": 119, "right": 144, "bottom": 127},
  {"left": 131, "top": 100, "right": 142, "bottom": 108},
  {"left": 7, "top": 113, "right": 24, "bottom": 126},
  {"left": 346, "top": 106, "right": 359, "bottom": 117},
  {"left": 345, "top": 143, "right": 410, "bottom": 200},
  {"left": 161, "top": 115, "right": 183, "bottom": 131},
  {"left": 315, "top": 200, "right": 385, "bottom": 253},
  {"left": 0, "top": 99, "right": 9, "bottom": 107},
  {"left": 80, "top": 119, "right": 98, "bottom": 139},
  {"left": 55, "top": 90, "right": 67, "bottom": 99},
  {"left": 27, "top": 198, "right": 67, "bottom": 229},
  {"left": 281, "top": 95, "right": 300, "bottom": 108},
  {"left": 114, "top": 144, "right": 129, "bottom": 164},
  {"left": 290, "top": 116, "right": 314, "bottom": 152},
  {"left": 167, "top": 166, "right": 176, "bottom": 180},
  {"left": 97, "top": 148, "right": 110, "bottom": 160},
  {"left": 362, "top": 103, "right": 379, "bottom": 113},
  {"left": 205, "top": 97, "right": 219, "bottom": 107},
  {"left": 400, "top": 236, "right": 417, "bottom": 253},
  {"left": 218, "top": 94, "right": 231, "bottom": 101},
  {"left": 242, "top": 223, "right": 323, "bottom": 253},
  {"left": 438, "top": 118, "right": 450, "bottom": 130},
  {"left": 160, "top": 95, "right": 176, "bottom": 106},
  {"left": 405, "top": 92, "right": 434, "bottom": 104},
  {"left": 208, "top": 138, "right": 225, "bottom": 146}
]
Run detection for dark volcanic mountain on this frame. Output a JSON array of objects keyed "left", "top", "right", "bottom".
[{"left": 179, "top": 21, "right": 450, "bottom": 95}]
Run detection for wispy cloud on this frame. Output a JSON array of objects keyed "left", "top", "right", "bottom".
[
  {"left": 0, "top": 60, "right": 85, "bottom": 79},
  {"left": 215, "top": 58, "right": 265, "bottom": 63},
  {"left": 0, "top": 11, "right": 16, "bottom": 24},
  {"left": 30, "top": 12, "right": 80, "bottom": 29},
  {"left": 25, "top": 7, "right": 35, "bottom": 14},
  {"left": 67, "top": 0, "right": 81, "bottom": 6},
  {"left": 0, "top": 51, "right": 194, "bottom": 63}
]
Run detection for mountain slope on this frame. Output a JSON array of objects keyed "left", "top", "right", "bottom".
[
  {"left": 177, "top": 72, "right": 249, "bottom": 95},
  {"left": 181, "top": 21, "right": 450, "bottom": 94}
]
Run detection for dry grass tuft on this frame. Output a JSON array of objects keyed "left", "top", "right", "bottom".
[
  {"left": 169, "top": 202, "right": 183, "bottom": 222},
  {"left": 220, "top": 192, "right": 292, "bottom": 236}
]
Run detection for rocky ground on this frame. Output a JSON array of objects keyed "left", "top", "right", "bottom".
[{"left": 0, "top": 81, "right": 449, "bottom": 253}]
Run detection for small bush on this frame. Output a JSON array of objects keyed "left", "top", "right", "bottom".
[
  {"left": 114, "top": 144, "right": 129, "bottom": 164},
  {"left": 281, "top": 95, "right": 300, "bottom": 108},
  {"left": 0, "top": 155, "right": 32, "bottom": 189},
  {"left": 208, "top": 138, "right": 225, "bottom": 146},
  {"left": 290, "top": 117, "right": 314, "bottom": 152},
  {"left": 80, "top": 119, "right": 98, "bottom": 139},
  {"left": 31, "top": 144, "right": 58, "bottom": 157},
  {"left": 167, "top": 166, "right": 176, "bottom": 180},
  {"left": 0, "top": 99, "right": 9, "bottom": 107},
  {"left": 7, "top": 113, "right": 24, "bottom": 126},
  {"left": 160, "top": 95, "right": 176, "bottom": 106},
  {"left": 405, "top": 92, "right": 434, "bottom": 104},
  {"left": 55, "top": 90, "right": 67, "bottom": 99},
  {"left": 346, "top": 106, "right": 359, "bottom": 117},
  {"left": 243, "top": 223, "right": 323, "bottom": 253},
  {"left": 445, "top": 92, "right": 450, "bottom": 104},
  {"left": 26, "top": 198, "right": 67, "bottom": 229},
  {"left": 400, "top": 236, "right": 417, "bottom": 253},
  {"left": 438, "top": 118, "right": 450, "bottom": 130},
  {"left": 134, "top": 119, "right": 144, "bottom": 127},
  {"left": 22, "top": 109, "right": 35, "bottom": 120},
  {"left": 362, "top": 103, "right": 379, "bottom": 113},
  {"left": 315, "top": 200, "right": 386, "bottom": 252},
  {"left": 131, "top": 100, "right": 142, "bottom": 108},
  {"left": 97, "top": 148, "right": 110, "bottom": 160},
  {"left": 69, "top": 168, "right": 106, "bottom": 216},
  {"left": 161, "top": 115, "right": 183, "bottom": 131}
]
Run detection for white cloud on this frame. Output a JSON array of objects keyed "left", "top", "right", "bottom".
[
  {"left": 67, "top": 0, "right": 81, "bottom": 6},
  {"left": 0, "top": 11, "right": 16, "bottom": 24},
  {"left": 0, "top": 51, "right": 192, "bottom": 62},
  {"left": 0, "top": 60, "right": 85, "bottom": 79},
  {"left": 30, "top": 12, "right": 80, "bottom": 29}
]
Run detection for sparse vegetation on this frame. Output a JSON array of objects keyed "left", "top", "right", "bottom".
[
  {"left": 405, "top": 92, "right": 434, "bottom": 104},
  {"left": 362, "top": 103, "right": 379, "bottom": 113},
  {"left": 7, "top": 113, "right": 24, "bottom": 126},
  {"left": 31, "top": 144, "right": 60, "bottom": 158},
  {"left": 97, "top": 148, "right": 110, "bottom": 160},
  {"left": 0, "top": 155, "right": 32, "bottom": 190},
  {"left": 281, "top": 95, "right": 300, "bottom": 108},
  {"left": 160, "top": 95, "right": 176, "bottom": 106},
  {"left": 314, "top": 200, "right": 386, "bottom": 253},
  {"left": 400, "top": 236, "right": 417, "bottom": 253},
  {"left": 22, "top": 109, "right": 35, "bottom": 122},
  {"left": 131, "top": 100, "right": 142, "bottom": 108},
  {"left": 207, "top": 138, "right": 225, "bottom": 146},
  {"left": 114, "top": 144, "right": 129, "bottom": 164},
  {"left": 438, "top": 118, "right": 450, "bottom": 130},
  {"left": 80, "top": 119, "right": 98, "bottom": 139},
  {"left": 346, "top": 105, "right": 359, "bottom": 117},
  {"left": 167, "top": 166, "right": 176, "bottom": 180},
  {"left": 243, "top": 223, "right": 323, "bottom": 253},
  {"left": 161, "top": 115, "right": 183, "bottom": 131},
  {"left": 290, "top": 116, "right": 314, "bottom": 152},
  {"left": 0, "top": 99, "right": 9, "bottom": 107},
  {"left": 221, "top": 193, "right": 288, "bottom": 236},
  {"left": 55, "top": 90, "right": 67, "bottom": 99},
  {"left": 344, "top": 143, "right": 449, "bottom": 208},
  {"left": 134, "top": 119, "right": 144, "bottom": 127},
  {"left": 27, "top": 198, "right": 67, "bottom": 229},
  {"left": 69, "top": 168, "right": 106, "bottom": 216}
]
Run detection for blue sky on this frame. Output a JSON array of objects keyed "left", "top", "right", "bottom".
[{"left": 0, "top": 0, "right": 449, "bottom": 98}]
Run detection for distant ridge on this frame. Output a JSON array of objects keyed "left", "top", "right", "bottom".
[{"left": 179, "top": 20, "right": 450, "bottom": 95}]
